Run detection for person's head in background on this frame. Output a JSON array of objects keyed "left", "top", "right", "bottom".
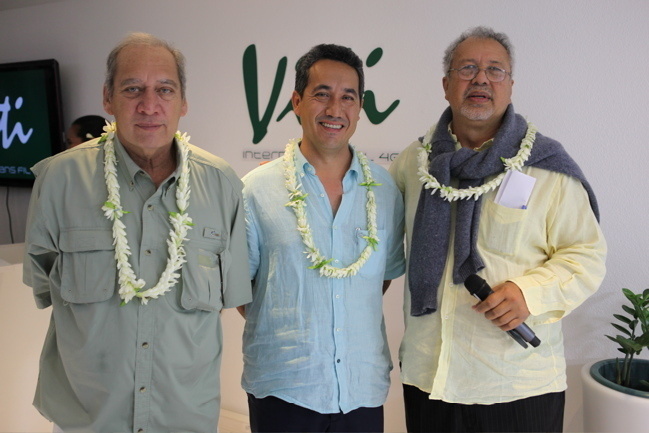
[{"left": 65, "top": 115, "right": 108, "bottom": 148}]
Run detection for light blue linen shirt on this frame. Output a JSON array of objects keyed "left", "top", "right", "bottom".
[{"left": 241, "top": 146, "right": 405, "bottom": 414}]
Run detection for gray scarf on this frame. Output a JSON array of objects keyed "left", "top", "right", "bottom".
[{"left": 408, "top": 104, "right": 599, "bottom": 317}]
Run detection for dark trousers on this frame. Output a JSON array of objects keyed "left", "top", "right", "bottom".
[
  {"left": 247, "top": 393, "right": 384, "bottom": 432},
  {"left": 403, "top": 384, "right": 565, "bottom": 432}
]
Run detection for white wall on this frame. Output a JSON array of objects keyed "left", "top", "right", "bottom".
[{"left": 1, "top": 1, "right": 648, "bottom": 431}]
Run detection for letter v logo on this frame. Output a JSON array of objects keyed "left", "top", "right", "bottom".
[{"left": 242, "top": 44, "right": 287, "bottom": 144}]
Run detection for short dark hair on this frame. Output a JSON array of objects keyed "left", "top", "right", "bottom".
[
  {"left": 72, "top": 115, "right": 108, "bottom": 140},
  {"left": 443, "top": 26, "right": 514, "bottom": 77},
  {"left": 294, "top": 44, "right": 364, "bottom": 100},
  {"left": 105, "top": 32, "right": 186, "bottom": 99}
]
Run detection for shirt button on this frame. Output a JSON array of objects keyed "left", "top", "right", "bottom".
[
  {"left": 320, "top": 194, "right": 325, "bottom": 198},
  {"left": 139, "top": 387, "right": 147, "bottom": 393},
  {"left": 335, "top": 295, "right": 340, "bottom": 299},
  {"left": 336, "top": 359, "right": 341, "bottom": 363},
  {"left": 137, "top": 429, "right": 144, "bottom": 433},
  {"left": 336, "top": 328, "right": 342, "bottom": 332},
  {"left": 145, "top": 249, "right": 152, "bottom": 255},
  {"left": 142, "top": 342, "right": 149, "bottom": 349},
  {"left": 147, "top": 205, "right": 154, "bottom": 211}
]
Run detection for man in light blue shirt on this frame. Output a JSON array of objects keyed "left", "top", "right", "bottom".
[{"left": 239, "top": 44, "right": 405, "bottom": 432}]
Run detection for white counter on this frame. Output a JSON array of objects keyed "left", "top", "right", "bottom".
[{"left": 0, "top": 243, "right": 52, "bottom": 432}]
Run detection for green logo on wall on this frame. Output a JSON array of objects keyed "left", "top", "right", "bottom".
[{"left": 243, "top": 44, "right": 400, "bottom": 144}]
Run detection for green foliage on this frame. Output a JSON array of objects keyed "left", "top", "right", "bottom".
[{"left": 605, "top": 288, "right": 649, "bottom": 389}]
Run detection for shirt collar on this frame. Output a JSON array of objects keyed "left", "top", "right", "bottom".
[
  {"left": 113, "top": 135, "right": 182, "bottom": 187},
  {"left": 295, "top": 142, "right": 360, "bottom": 179},
  {"left": 448, "top": 123, "right": 494, "bottom": 152}
]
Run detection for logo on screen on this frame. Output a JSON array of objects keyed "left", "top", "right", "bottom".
[{"left": 1, "top": 96, "right": 34, "bottom": 150}]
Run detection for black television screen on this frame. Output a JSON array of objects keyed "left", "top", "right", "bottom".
[{"left": 0, "top": 59, "right": 64, "bottom": 187}]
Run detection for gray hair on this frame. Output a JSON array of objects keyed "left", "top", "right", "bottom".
[
  {"left": 104, "top": 32, "right": 186, "bottom": 99},
  {"left": 443, "top": 26, "right": 514, "bottom": 77}
]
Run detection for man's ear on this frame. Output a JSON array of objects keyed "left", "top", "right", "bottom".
[
  {"left": 291, "top": 90, "right": 302, "bottom": 116},
  {"left": 442, "top": 76, "right": 450, "bottom": 102},
  {"left": 103, "top": 86, "right": 114, "bottom": 115}
]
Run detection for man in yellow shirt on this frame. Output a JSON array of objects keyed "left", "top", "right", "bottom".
[{"left": 389, "top": 26, "right": 606, "bottom": 432}]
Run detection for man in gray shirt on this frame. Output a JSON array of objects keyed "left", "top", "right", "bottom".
[{"left": 23, "top": 32, "right": 251, "bottom": 432}]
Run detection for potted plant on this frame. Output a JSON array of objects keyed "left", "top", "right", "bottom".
[{"left": 581, "top": 288, "right": 649, "bottom": 433}]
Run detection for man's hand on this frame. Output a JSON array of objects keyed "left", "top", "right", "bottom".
[{"left": 472, "top": 281, "right": 530, "bottom": 332}]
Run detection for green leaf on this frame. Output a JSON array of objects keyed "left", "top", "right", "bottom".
[
  {"left": 623, "top": 304, "right": 637, "bottom": 317},
  {"left": 360, "top": 181, "right": 382, "bottom": 191},
  {"left": 623, "top": 288, "right": 636, "bottom": 300},
  {"left": 613, "top": 314, "right": 633, "bottom": 325},
  {"left": 362, "top": 236, "right": 379, "bottom": 251},
  {"left": 104, "top": 201, "right": 116, "bottom": 209},
  {"left": 614, "top": 336, "right": 644, "bottom": 353},
  {"left": 308, "top": 259, "right": 333, "bottom": 270},
  {"left": 636, "top": 331, "right": 649, "bottom": 347},
  {"left": 611, "top": 323, "right": 632, "bottom": 336}
]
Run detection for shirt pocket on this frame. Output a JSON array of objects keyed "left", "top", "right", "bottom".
[
  {"left": 58, "top": 228, "right": 116, "bottom": 304},
  {"left": 479, "top": 199, "right": 527, "bottom": 257},
  {"left": 177, "top": 236, "right": 227, "bottom": 312},
  {"left": 354, "top": 228, "right": 386, "bottom": 278}
]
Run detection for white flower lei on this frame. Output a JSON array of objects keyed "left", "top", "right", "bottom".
[
  {"left": 417, "top": 121, "right": 538, "bottom": 201},
  {"left": 100, "top": 122, "right": 194, "bottom": 305},
  {"left": 283, "top": 139, "right": 380, "bottom": 278}
]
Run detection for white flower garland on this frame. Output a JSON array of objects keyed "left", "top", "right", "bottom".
[
  {"left": 283, "top": 139, "right": 380, "bottom": 278},
  {"left": 417, "top": 122, "right": 538, "bottom": 201},
  {"left": 100, "top": 122, "right": 194, "bottom": 305}
]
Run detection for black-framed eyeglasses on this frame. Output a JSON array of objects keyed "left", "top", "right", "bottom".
[{"left": 447, "top": 65, "right": 511, "bottom": 82}]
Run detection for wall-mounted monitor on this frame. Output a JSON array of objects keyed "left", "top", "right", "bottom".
[{"left": 0, "top": 59, "right": 64, "bottom": 187}]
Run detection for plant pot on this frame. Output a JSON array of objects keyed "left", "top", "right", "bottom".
[{"left": 581, "top": 359, "right": 649, "bottom": 433}]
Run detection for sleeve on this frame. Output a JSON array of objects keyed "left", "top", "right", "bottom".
[
  {"left": 388, "top": 146, "right": 408, "bottom": 194},
  {"left": 383, "top": 178, "right": 406, "bottom": 281},
  {"left": 22, "top": 167, "right": 58, "bottom": 309},
  {"left": 222, "top": 176, "right": 253, "bottom": 309},
  {"left": 242, "top": 182, "right": 261, "bottom": 281},
  {"left": 509, "top": 173, "right": 607, "bottom": 322}
]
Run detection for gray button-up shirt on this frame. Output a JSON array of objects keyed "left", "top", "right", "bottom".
[{"left": 23, "top": 137, "right": 251, "bottom": 433}]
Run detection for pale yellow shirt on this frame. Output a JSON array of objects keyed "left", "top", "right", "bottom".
[{"left": 389, "top": 137, "right": 606, "bottom": 404}]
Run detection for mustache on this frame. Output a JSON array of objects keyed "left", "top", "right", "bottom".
[
  {"left": 463, "top": 85, "right": 493, "bottom": 99},
  {"left": 317, "top": 115, "right": 347, "bottom": 125}
]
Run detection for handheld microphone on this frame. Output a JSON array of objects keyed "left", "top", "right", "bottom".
[{"left": 464, "top": 274, "right": 541, "bottom": 349}]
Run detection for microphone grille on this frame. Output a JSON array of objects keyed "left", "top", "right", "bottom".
[{"left": 464, "top": 274, "right": 485, "bottom": 294}]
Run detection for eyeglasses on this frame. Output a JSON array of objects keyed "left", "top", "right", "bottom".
[{"left": 447, "top": 65, "right": 511, "bottom": 83}]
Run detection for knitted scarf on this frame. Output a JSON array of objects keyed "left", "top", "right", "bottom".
[{"left": 408, "top": 104, "right": 599, "bottom": 317}]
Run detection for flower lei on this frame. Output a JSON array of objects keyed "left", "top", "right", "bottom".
[
  {"left": 283, "top": 139, "right": 380, "bottom": 278},
  {"left": 417, "top": 122, "right": 538, "bottom": 201},
  {"left": 99, "top": 122, "right": 194, "bottom": 305}
]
